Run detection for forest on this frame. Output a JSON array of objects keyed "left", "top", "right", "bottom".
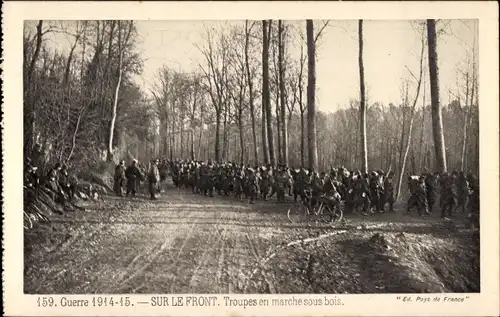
[{"left": 23, "top": 19, "right": 479, "bottom": 197}]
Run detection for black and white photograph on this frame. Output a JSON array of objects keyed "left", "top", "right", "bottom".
[{"left": 19, "top": 17, "right": 485, "bottom": 296}]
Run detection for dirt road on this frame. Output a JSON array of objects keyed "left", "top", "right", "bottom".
[{"left": 24, "top": 182, "right": 479, "bottom": 294}]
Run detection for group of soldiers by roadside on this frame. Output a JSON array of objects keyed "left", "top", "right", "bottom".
[
  {"left": 113, "top": 158, "right": 165, "bottom": 200},
  {"left": 166, "top": 159, "right": 479, "bottom": 218},
  {"left": 24, "top": 159, "right": 84, "bottom": 213}
]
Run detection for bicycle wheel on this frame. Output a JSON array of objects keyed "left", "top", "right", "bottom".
[
  {"left": 321, "top": 203, "right": 344, "bottom": 224},
  {"left": 287, "top": 204, "right": 308, "bottom": 223}
]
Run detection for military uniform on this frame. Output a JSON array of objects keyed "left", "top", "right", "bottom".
[
  {"left": 424, "top": 173, "right": 438, "bottom": 212},
  {"left": 457, "top": 172, "right": 470, "bottom": 214},
  {"left": 114, "top": 161, "right": 126, "bottom": 196},
  {"left": 310, "top": 172, "right": 324, "bottom": 208},
  {"left": 246, "top": 170, "right": 259, "bottom": 204},
  {"left": 125, "top": 160, "right": 142, "bottom": 197},
  {"left": 383, "top": 172, "right": 395, "bottom": 212},
  {"left": 407, "top": 176, "right": 429, "bottom": 215},
  {"left": 440, "top": 173, "right": 458, "bottom": 218},
  {"left": 369, "top": 172, "right": 384, "bottom": 213},
  {"left": 148, "top": 161, "right": 160, "bottom": 200},
  {"left": 275, "top": 169, "right": 290, "bottom": 203},
  {"left": 259, "top": 169, "right": 272, "bottom": 201}
]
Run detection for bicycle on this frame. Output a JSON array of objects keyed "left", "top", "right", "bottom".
[{"left": 287, "top": 194, "right": 344, "bottom": 224}]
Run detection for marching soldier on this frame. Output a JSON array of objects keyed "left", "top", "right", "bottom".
[
  {"left": 259, "top": 167, "right": 272, "bottom": 201},
  {"left": 234, "top": 168, "right": 245, "bottom": 201},
  {"left": 294, "top": 167, "right": 309, "bottom": 203},
  {"left": 59, "top": 164, "right": 77, "bottom": 201},
  {"left": 369, "top": 171, "right": 384, "bottom": 213},
  {"left": 148, "top": 159, "right": 160, "bottom": 200},
  {"left": 275, "top": 165, "right": 290, "bottom": 204},
  {"left": 125, "top": 159, "right": 142, "bottom": 197},
  {"left": 114, "top": 160, "right": 126, "bottom": 197},
  {"left": 383, "top": 171, "right": 395, "bottom": 212},
  {"left": 310, "top": 170, "right": 324, "bottom": 208},
  {"left": 424, "top": 172, "right": 439, "bottom": 213},
  {"left": 457, "top": 171, "right": 470, "bottom": 214},
  {"left": 246, "top": 168, "right": 259, "bottom": 204},
  {"left": 355, "top": 173, "right": 371, "bottom": 215},
  {"left": 407, "top": 175, "right": 430, "bottom": 215},
  {"left": 440, "top": 171, "right": 458, "bottom": 218}
]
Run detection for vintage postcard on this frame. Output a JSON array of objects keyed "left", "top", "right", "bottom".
[{"left": 2, "top": 1, "right": 499, "bottom": 316}]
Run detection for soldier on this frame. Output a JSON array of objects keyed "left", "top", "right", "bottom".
[
  {"left": 467, "top": 173, "right": 479, "bottom": 215},
  {"left": 114, "top": 160, "right": 126, "bottom": 197},
  {"left": 457, "top": 171, "right": 470, "bottom": 214},
  {"left": 407, "top": 175, "right": 430, "bottom": 215},
  {"left": 322, "top": 174, "right": 342, "bottom": 212},
  {"left": 441, "top": 171, "right": 458, "bottom": 218},
  {"left": 148, "top": 159, "right": 160, "bottom": 200},
  {"left": 125, "top": 159, "right": 142, "bottom": 197},
  {"left": 222, "top": 166, "right": 234, "bottom": 196},
  {"left": 354, "top": 173, "right": 371, "bottom": 215},
  {"left": 200, "top": 162, "right": 214, "bottom": 197},
  {"left": 310, "top": 171, "right": 324, "bottom": 208},
  {"left": 45, "top": 162, "right": 64, "bottom": 200},
  {"left": 285, "top": 167, "right": 293, "bottom": 196},
  {"left": 159, "top": 159, "right": 168, "bottom": 183},
  {"left": 369, "top": 171, "right": 384, "bottom": 213},
  {"left": 246, "top": 168, "right": 259, "bottom": 204},
  {"left": 171, "top": 162, "right": 180, "bottom": 188},
  {"left": 259, "top": 167, "right": 272, "bottom": 201},
  {"left": 274, "top": 165, "right": 289, "bottom": 204},
  {"left": 383, "top": 171, "right": 395, "bottom": 212},
  {"left": 59, "top": 164, "right": 76, "bottom": 201},
  {"left": 424, "top": 172, "right": 439, "bottom": 213}
]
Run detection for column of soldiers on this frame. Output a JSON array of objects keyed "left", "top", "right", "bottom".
[
  {"left": 113, "top": 158, "right": 165, "bottom": 200},
  {"left": 165, "top": 158, "right": 479, "bottom": 218}
]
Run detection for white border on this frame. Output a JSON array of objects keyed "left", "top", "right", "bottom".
[{"left": 2, "top": 1, "right": 499, "bottom": 316}]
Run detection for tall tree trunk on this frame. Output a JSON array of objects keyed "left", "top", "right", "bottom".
[
  {"left": 63, "top": 38, "right": 79, "bottom": 87},
  {"left": 107, "top": 51, "right": 123, "bottom": 162},
  {"left": 419, "top": 74, "right": 426, "bottom": 171},
  {"left": 223, "top": 103, "right": 228, "bottom": 161},
  {"left": 427, "top": 19, "right": 447, "bottom": 173},
  {"left": 358, "top": 20, "right": 368, "bottom": 174},
  {"left": 300, "top": 110, "right": 305, "bottom": 167},
  {"left": 239, "top": 113, "right": 245, "bottom": 165},
  {"left": 263, "top": 20, "right": 275, "bottom": 166},
  {"left": 245, "top": 21, "right": 259, "bottom": 164},
  {"left": 261, "top": 103, "right": 269, "bottom": 164},
  {"left": 215, "top": 110, "right": 221, "bottom": 162},
  {"left": 298, "top": 46, "right": 306, "bottom": 168},
  {"left": 306, "top": 20, "right": 318, "bottom": 171},
  {"left": 276, "top": 91, "right": 282, "bottom": 163},
  {"left": 24, "top": 20, "right": 44, "bottom": 157},
  {"left": 464, "top": 67, "right": 476, "bottom": 171},
  {"left": 460, "top": 71, "right": 470, "bottom": 170},
  {"left": 396, "top": 27, "right": 425, "bottom": 199},
  {"left": 190, "top": 129, "right": 195, "bottom": 160},
  {"left": 279, "top": 20, "right": 289, "bottom": 166}
]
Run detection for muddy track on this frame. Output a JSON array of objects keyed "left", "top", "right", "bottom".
[{"left": 24, "top": 181, "right": 477, "bottom": 294}]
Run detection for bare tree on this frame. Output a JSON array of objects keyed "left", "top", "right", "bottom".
[
  {"left": 244, "top": 20, "right": 259, "bottom": 164},
  {"left": 306, "top": 20, "right": 318, "bottom": 170},
  {"left": 107, "top": 21, "right": 133, "bottom": 162},
  {"left": 427, "top": 19, "right": 447, "bottom": 173},
  {"left": 358, "top": 20, "right": 368, "bottom": 174},
  {"left": 395, "top": 23, "right": 426, "bottom": 199},
  {"left": 262, "top": 20, "right": 275, "bottom": 165},
  {"left": 278, "top": 20, "right": 289, "bottom": 166}
]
